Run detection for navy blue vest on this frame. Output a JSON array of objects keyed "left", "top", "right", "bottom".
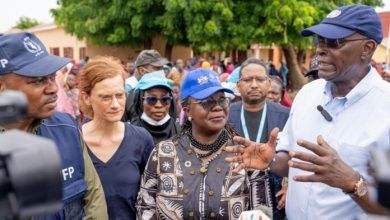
[{"left": 37, "top": 112, "right": 87, "bottom": 204}]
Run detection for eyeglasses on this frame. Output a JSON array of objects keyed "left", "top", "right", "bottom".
[
  {"left": 313, "top": 36, "right": 368, "bottom": 49},
  {"left": 239, "top": 76, "right": 268, "bottom": 84},
  {"left": 143, "top": 96, "right": 172, "bottom": 106},
  {"left": 192, "top": 97, "right": 230, "bottom": 111}
]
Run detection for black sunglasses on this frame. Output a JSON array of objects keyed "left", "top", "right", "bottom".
[
  {"left": 192, "top": 97, "right": 230, "bottom": 111},
  {"left": 143, "top": 96, "right": 172, "bottom": 106},
  {"left": 313, "top": 36, "right": 368, "bottom": 49}
]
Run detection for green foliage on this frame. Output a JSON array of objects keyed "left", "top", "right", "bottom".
[
  {"left": 14, "top": 16, "right": 40, "bottom": 29},
  {"left": 53, "top": 0, "right": 383, "bottom": 50}
]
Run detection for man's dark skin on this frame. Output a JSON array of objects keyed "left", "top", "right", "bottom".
[
  {"left": 225, "top": 33, "right": 390, "bottom": 215},
  {"left": 0, "top": 73, "right": 58, "bottom": 131}
]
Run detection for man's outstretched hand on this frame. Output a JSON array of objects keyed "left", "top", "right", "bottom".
[
  {"left": 225, "top": 128, "right": 279, "bottom": 173},
  {"left": 289, "top": 135, "right": 359, "bottom": 192}
]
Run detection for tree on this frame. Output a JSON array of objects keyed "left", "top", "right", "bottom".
[
  {"left": 53, "top": 0, "right": 383, "bottom": 91},
  {"left": 255, "top": 0, "right": 383, "bottom": 91},
  {"left": 14, "top": 16, "right": 39, "bottom": 29}
]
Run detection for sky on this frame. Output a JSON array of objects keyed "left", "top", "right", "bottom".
[{"left": 0, "top": 0, "right": 390, "bottom": 33}]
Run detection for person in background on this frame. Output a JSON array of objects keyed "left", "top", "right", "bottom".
[
  {"left": 0, "top": 32, "right": 107, "bottom": 219},
  {"left": 267, "top": 76, "right": 284, "bottom": 104},
  {"left": 56, "top": 66, "right": 81, "bottom": 121},
  {"left": 228, "top": 58, "right": 289, "bottom": 219},
  {"left": 382, "top": 69, "right": 390, "bottom": 82},
  {"left": 122, "top": 49, "right": 167, "bottom": 122},
  {"left": 132, "top": 70, "right": 179, "bottom": 145},
  {"left": 137, "top": 68, "right": 273, "bottom": 219},
  {"left": 79, "top": 56, "right": 154, "bottom": 219},
  {"left": 125, "top": 61, "right": 137, "bottom": 92},
  {"left": 170, "top": 59, "right": 187, "bottom": 85},
  {"left": 171, "top": 82, "right": 182, "bottom": 114},
  {"left": 225, "top": 4, "right": 390, "bottom": 219}
]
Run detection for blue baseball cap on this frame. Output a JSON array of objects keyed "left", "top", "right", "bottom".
[
  {"left": 301, "top": 4, "right": 383, "bottom": 44},
  {"left": 180, "top": 68, "right": 233, "bottom": 101},
  {"left": 0, "top": 32, "right": 71, "bottom": 77},
  {"left": 135, "top": 70, "right": 172, "bottom": 92}
]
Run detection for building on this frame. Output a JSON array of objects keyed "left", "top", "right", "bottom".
[
  {"left": 372, "top": 11, "right": 390, "bottom": 64},
  {"left": 6, "top": 22, "right": 193, "bottom": 63}
]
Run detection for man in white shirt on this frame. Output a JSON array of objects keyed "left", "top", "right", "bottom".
[{"left": 225, "top": 4, "right": 390, "bottom": 220}]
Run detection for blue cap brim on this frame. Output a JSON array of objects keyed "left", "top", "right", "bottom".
[
  {"left": 14, "top": 55, "right": 71, "bottom": 77},
  {"left": 301, "top": 23, "right": 355, "bottom": 39},
  {"left": 137, "top": 84, "right": 172, "bottom": 92},
  {"left": 190, "top": 86, "right": 234, "bottom": 100}
]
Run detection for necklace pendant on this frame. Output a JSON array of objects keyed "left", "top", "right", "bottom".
[{"left": 199, "top": 167, "right": 207, "bottom": 174}]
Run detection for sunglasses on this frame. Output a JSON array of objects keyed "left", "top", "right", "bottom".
[
  {"left": 313, "top": 36, "right": 368, "bottom": 49},
  {"left": 192, "top": 97, "right": 230, "bottom": 111},
  {"left": 239, "top": 76, "right": 268, "bottom": 84},
  {"left": 143, "top": 96, "right": 172, "bottom": 106}
]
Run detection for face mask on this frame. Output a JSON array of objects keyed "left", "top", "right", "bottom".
[{"left": 141, "top": 112, "right": 171, "bottom": 126}]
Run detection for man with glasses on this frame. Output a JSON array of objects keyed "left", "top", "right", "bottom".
[
  {"left": 226, "top": 4, "right": 390, "bottom": 219},
  {"left": 228, "top": 58, "right": 289, "bottom": 219}
]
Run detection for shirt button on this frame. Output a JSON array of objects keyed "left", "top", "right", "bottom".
[
  {"left": 199, "top": 167, "right": 207, "bottom": 174},
  {"left": 208, "top": 190, "right": 214, "bottom": 196},
  {"left": 187, "top": 149, "right": 192, "bottom": 155},
  {"left": 188, "top": 211, "right": 194, "bottom": 217},
  {"left": 183, "top": 188, "right": 189, "bottom": 194},
  {"left": 190, "top": 170, "right": 195, "bottom": 175},
  {"left": 210, "top": 212, "right": 216, "bottom": 218},
  {"left": 216, "top": 167, "right": 221, "bottom": 173}
]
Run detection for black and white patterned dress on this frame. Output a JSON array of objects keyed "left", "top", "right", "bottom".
[{"left": 136, "top": 133, "right": 273, "bottom": 219}]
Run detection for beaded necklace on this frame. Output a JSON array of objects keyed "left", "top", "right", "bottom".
[{"left": 188, "top": 128, "right": 228, "bottom": 158}]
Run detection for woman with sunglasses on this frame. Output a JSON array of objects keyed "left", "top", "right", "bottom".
[
  {"left": 79, "top": 56, "right": 155, "bottom": 219},
  {"left": 132, "top": 70, "right": 180, "bottom": 144},
  {"left": 137, "top": 68, "right": 272, "bottom": 219}
]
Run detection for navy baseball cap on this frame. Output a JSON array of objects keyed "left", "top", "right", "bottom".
[
  {"left": 301, "top": 4, "right": 383, "bottom": 44},
  {"left": 0, "top": 32, "right": 71, "bottom": 77},
  {"left": 180, "top": 68, "right": 233, "bottom": 101}
]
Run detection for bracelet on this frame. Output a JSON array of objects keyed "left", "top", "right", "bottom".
[{"left": 265, "top": 156, "right": 276, "bottom": 171}]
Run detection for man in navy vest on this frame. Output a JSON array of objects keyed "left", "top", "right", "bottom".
[
  {"left": 228, "top": 58, "right": 290, "bottom": 219},
  {"left": 0, "top": 32, "right": 108, "bottom": 219}
]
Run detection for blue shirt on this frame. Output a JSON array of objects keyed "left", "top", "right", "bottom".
[
  {"left": 88, "top": 123, "right": 154, "bottom": 219},
  {"left": 277, "top": 67, "right": 390, "bottom": 220}
]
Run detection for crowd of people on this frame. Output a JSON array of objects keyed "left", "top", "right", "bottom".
[{"left": 0, "top": 3, "right": 389, "bottom": 220}]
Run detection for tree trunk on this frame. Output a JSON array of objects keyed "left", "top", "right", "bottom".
[
  {"left": 237, "top": 50, "right": 247, "bottom": 65},
  {"left": 143, "top": 39, "right": 152, "bottom": 49},
  {"left": 165, "top": 43, "right": 173, "bottom": 61},
  {"left": 282, "top": 44, "right": 307, "bottom": 91}
]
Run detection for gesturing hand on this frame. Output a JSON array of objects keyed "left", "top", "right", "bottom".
[
  {"left": 289, "top": 135, "right": 359, "bottom": 192},
  {"left": 225, "top": 128, "right": 279, "bottom": 173}
]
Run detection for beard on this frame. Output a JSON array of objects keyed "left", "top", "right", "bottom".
[{"left": 242, "top": 95, "right": 265, "bottom": 105}]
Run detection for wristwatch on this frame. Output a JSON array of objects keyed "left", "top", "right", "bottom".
[{"left": 345, "top": 174, "right": 368, "bottom": 198}]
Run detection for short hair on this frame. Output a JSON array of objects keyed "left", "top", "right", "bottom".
[
  {"left": 239, "top": 58, "right": 269, "bottom": 78},
  {"left": 78, "top": 56, "right": 126, "bottom": 118}
]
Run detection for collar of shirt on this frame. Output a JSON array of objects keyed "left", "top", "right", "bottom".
[
  {"left": 0, "top": 119, "right": 42, "bottom": 134},
  {"left": 322, "top": 66, "right": 378, "bottom": 115}
]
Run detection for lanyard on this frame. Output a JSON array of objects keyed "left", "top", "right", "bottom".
[{"left": 240, "top": 103, "right": 267, "bottom": 143}]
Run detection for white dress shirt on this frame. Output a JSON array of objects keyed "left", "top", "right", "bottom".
[{"left": 277, "top": 67, "right": 390, "bottom": 220}]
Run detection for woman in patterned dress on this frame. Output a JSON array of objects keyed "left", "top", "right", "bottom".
[{"left": 136, "top": 68, "right": 273, "bottom": 219}]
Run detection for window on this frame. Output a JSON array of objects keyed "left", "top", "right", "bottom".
[
  {"left": 63, "top": 47, "right": 74, "bottom": 59},
  {"left": 79, "top": 47, "right": 87, "bottom": 60},
  {"left": 50, "top": 47, "right": 60, "bottom": 56}
]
